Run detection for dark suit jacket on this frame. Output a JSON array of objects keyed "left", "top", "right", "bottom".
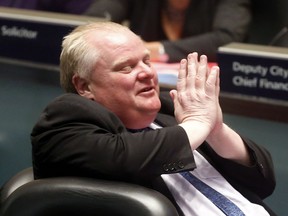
[
  {"left": 31, "top": 93, "right": 276, "bottom": 215},
  {"left": 84, "top": 0, "right": 251, "bottom": 62}
]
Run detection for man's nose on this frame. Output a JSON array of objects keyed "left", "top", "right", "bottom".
[{"left": 137, "top": 62, "right": 155, "bottom": 79}]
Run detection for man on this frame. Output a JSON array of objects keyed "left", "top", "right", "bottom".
[{"left": 31, "top": 22, "right": 276, "bottom": 215}]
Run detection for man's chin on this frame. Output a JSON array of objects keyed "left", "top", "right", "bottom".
[{"left": 142, "top": 100, "right": 161, "bottom": 113}]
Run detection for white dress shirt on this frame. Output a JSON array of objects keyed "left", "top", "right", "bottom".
[
  {"left": 149, "top": 123, "right": 269, "bottom": 216},
  {"left": 161, "top": 151, "right": 270, "bottom": 216}
]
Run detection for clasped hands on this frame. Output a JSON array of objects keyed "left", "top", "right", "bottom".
[
  {"left": 170, "top": 53, "right": 250, "bottom": 164},
  {"left": 170, "top": 52, "right": 223, "bottom": 150}
]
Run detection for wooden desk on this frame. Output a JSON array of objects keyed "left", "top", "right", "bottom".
[{"left": 219, "top": 92, "right": 288, "bottom": 123}]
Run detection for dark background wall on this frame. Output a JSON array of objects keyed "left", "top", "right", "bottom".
[{"left": 248, "top": 0, "right": 288, "bottom": 45}]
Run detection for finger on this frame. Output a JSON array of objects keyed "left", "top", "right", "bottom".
[
  {"left": 215, "top": 66, "right": 220, "bottom": 99},
  {"left": 186, "top": 53, "right": 198, "bottom": 90},
  {"left": 170, "top": 89, "right": 180, "bottom": 119},
  {"left": 195, "top": 55, "right": 208, "bottom": 90},
  {"left": 169, "top": 89, "right": 176, "bottom": 101},
  {"left": 176, "top": 58, "right": 188, "bottom": 92},
  {"left": 205, "top": 66, "right": 219, "bottom": 96}
]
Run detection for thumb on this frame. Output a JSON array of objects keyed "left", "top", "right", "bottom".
[
  {"left": 169, "top": 89, "right": 177, "bottom": 102},
  {"left": 169, "top": 89, "right": 179, "bottom": 109}
]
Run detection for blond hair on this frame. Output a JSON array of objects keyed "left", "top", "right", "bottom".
[{"left": 60, "top": 21, "right": 129, "bottom": 93}]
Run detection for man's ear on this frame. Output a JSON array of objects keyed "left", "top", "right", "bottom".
[{"left": 72, "top": 75, "right": 94, "bottom": 100}]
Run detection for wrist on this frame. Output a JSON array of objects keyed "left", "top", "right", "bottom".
[
  {"left": 179, "top": 121, "right": 212, "bottom": 150},
  {"left": 206, "top": 123, "right": 226, "bottom": 143},
  {"left": 206, "top": 124, "right": 251, "bottom": 165}
]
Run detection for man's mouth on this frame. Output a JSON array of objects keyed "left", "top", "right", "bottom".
[
  {"left": 143, "top": 87, "right": 153, "bottom": 92},
  {"left": 139, "top": 86, "right": 154, "bottom": 94}
]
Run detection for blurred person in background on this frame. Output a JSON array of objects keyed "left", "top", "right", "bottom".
[{"left": 84, "top": 0, "right": 252, "bottom": 62}]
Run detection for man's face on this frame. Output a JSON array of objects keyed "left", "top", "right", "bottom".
[{"left": 81, "top": 29, "right": 161, "bottom": 129}]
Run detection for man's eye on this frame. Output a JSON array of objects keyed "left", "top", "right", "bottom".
[
  {"left": 121, "top": 66, "right": 133, "bottom": 73},
  {"left": 144, "top": 60, "right": 151, "bottom": 67},
  {"left": 143, "top": 58, "right": 151, "bottom": 67}
]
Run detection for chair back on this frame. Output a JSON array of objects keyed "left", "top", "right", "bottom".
[
  {"left": 0, "top": 167, "right": 34, "bottom": 203},
  {"left": 0, "top": 167, "right": 179, "bottom": 216}
]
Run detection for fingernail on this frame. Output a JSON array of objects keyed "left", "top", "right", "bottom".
[{"left": 200, "top": 55, "right": 207, "bottom": 63}]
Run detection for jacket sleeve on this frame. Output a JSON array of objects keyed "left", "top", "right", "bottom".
[
  {"left": 200, "top": 137, "right": 276, "bottom": 199},
  {"left": 31, "top": 94, "right": 195, "bottom": 180}
]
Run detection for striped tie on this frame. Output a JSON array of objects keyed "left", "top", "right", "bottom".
[{"left": 180, "top": 172, "right": 245, "bottom": 216}]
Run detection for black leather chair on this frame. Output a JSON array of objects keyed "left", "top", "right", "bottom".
[{"left": 0, "top": 167, "right": 179, "bottom": 216}]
